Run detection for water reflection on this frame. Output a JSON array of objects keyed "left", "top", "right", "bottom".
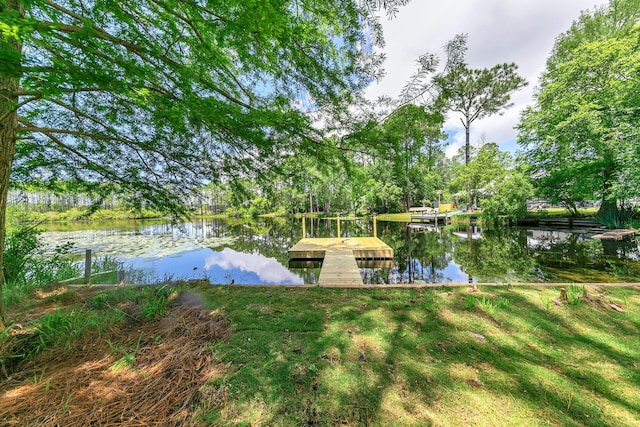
[
  {"left": 37, "top": 217, "right": 640, "bottom": 284},
  {"left": 204, "top": 248, "right": 303, "bottom": 284}
]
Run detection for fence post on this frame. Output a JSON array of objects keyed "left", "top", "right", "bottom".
[
  {"left": 84, "top": 249, "right": 92, "bottom": 284},
  {"left": 337, "top": 213, "right": 341, "bottom": 238},
  {"left": 117, "top": 270, "right": 125, "bottom": 285}
]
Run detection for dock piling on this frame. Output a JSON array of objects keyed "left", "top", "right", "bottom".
[
  {"left": 373, "top": 213, "right": 377, "bottom": 238},
  {"left": 302, "top": 214, "right": 306, "bottom": 238},
  {"left": 84, "top": 249, "right": 92, "bottom": 284}
]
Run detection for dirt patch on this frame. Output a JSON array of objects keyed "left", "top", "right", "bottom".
[{"left": 0, "top": 296, "right": 232, "bottom": 426}]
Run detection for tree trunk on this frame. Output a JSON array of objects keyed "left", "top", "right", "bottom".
[
  {"left": 464, "top": 122, "right": 471, "bottom": 166},
  {"left": 0, "top": 0, "right": 23, "bottom": 325}
]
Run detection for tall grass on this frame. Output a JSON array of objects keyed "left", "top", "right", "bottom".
[
  {"left": 22, "top": 307, "right": 124, "bottom": 358},
  {"left": 5, "top": 284, "right": 181, "bottom": 366},
  {"left": 594, "top": 206, "right": 639, "bottom": 228}
]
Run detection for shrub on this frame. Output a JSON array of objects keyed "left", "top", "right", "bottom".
[
  {"left": 3, "top": 224, "right": 41, "bottom": 285},
  {"left": 3, "top": 225, "right": 80, "bottom": 307},
  {"left": 481, "top": 172, "right": 533, "bottom": 224},
  {"left": 594, "top": 206, "right": 638, "bottom": 229}
]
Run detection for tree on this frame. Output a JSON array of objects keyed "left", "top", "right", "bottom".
[
  {"left": 0, "top": 0, "right": 409, "bottom": 322},
  {"left": 450, "top": 142, "right": 507, "bottom": 210},
  {"left": 436, "top": 63, "right": 527, "bottom": 165},
  {"left": 518, "top": 0, "right": 640, "bottom": 216},
  {"left": 377, "top": 104, "right": 444, "bottom": 210},
  {"left": 481, "top": 171, "right": 533, "bottom": 223}
]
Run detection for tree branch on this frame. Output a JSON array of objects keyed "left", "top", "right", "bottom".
[
  {"left": 17, "top": 117, "right": 122, "bottom": 184},
  {"left": 34, "top": 19, "right": 253, "bottom": 110},
  {"left": 0, "top": 95, "right": 42, "bottom": 123}
]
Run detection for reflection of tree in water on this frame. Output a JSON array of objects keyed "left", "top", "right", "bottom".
[
  {"left": 530, "top": 231, "right": 640, "bottom": 282},
  {"left": 600, "top": 237, "right": 640, "bottom": 260},
  {"left": 452, "top": 226, "right": 538, "bottom": 283},
  {"left": 364, "top": 222, "right": 453, "bottom": 284},
  {"left": 222, "top": 218, "right": 300, "bottom": 267},
  {"left": 147, "top": 218, "right": 640, "bottom": 284}
]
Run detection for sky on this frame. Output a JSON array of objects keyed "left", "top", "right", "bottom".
[{"left": 364, "top": 0, "right": 608, "bottom": 157}]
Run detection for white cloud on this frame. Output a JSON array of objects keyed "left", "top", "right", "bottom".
[{"left": 365, "top": 0, "right": 607, "bottom": 153}]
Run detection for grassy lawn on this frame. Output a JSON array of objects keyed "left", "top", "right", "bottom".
[
  {"left": 2, "top": 283, "right": 638, "bottom": 426},
  {"left": 197, "top": 285, "right": 640, "bottom": 426},
  {"left": 376, "top": 213, "right": 412, "bottom": 222},
  {"left": 526, "top": 208, "right": 598, "bottom": 218}
]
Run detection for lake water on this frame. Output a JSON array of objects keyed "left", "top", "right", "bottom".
[{"left": 38, "top": 217, "right": 640, "bottom": 285}]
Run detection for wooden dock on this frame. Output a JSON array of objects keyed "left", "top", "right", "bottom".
[
  {"left": 592, "top": 229, "right": 637, "bottom": 240},
  {"left": 538, "top": 217, "right": 604, "bottom": 229},
  {"left": 409, "top": 207, "right": 462, "bottom": 224},
  {"left": 288, "top": 237, "right": 394, "bottom": 287},
  {"left": 289, "top": 237, "right": 394, "bottom": 260}
]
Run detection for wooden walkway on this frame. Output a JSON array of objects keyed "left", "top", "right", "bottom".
[
  {"left": 288, "top": 237, "right": 394, "bottom": 287},
  {"left": 317, "top": 249, "right": 364, "bottom": 287}
]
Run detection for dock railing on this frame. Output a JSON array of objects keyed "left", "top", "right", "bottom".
[{"left": 301, "top": 213, "right": 377, "bottom": 239}]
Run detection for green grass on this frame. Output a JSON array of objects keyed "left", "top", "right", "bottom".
[
  {"left": 526, "top": 207, "right": 598, "bottom": 218},
  {"left": 62, "top": 270, "right": 119, "bottom": 285},
  {"left": 4, "top": 283, "right": 638, "bottom": 426},
  {"left": 3, "top": 284, "right": 180, "bottom": 364},
  {"left": 196, "top": 285, "right": 640, "bottom": 426},
  {"left": 19, "top": 306, "right": 124, "bottom": 358},
  {"left": 376, "top": 213, "right": 411, "bottom": 222}
]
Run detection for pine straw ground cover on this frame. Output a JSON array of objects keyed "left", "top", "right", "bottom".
[
  {"left": 1, "top": 284, "right": 231, "bottom": 426},
  {"left": 1, "top": 283, "right": 639, "bottom": 426}
]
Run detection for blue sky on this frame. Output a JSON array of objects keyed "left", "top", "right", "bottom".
[{"left": 364, "top": 0, "right": 608, "bottom": 156}]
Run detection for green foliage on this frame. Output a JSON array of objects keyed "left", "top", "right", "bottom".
[
  {"left": 91, "top": 255, "right": 121, "bottom": 275},
  {"left": 140, "top": 286, "right": 172, "bottom": 319},
  {"left": 247, "top": 197, "right": 271, "bottom": 217},
  {"left": 376, "top": 105, "right": 445, "bottom": 210},
  {"left": 466, "top": 295, "right": 512, "bottom": 315},
  {"left": 452, "top": 227, "right": 538, "bottom": 283},
  {"left": 89, "top": 285, "right": 174, "bottom": 319},
  {"left": 436, "top": 62, "right": 527, "bottom": 165},
  {"left": 481, "top": 172, "right": 533, "bottom": 223},
  {"left": 3, "top": 0, "right": 409, "bottom": 215},
  {"left": 450, "top": 142, "right": 510, "bottom": 210},
  {"left": 594, "top": 206, "right": 639, "bottom": 229},
  {"left": 3, "top": 223, "right": 80, "bottom": 307},
  {"left": 2, "top": 223, "right": 40, "bottom": 285},
  {"left": 107, "top": 335, "right": 142, "bottom": 373},
  {"left": 360, "top": 177, "right": 404, "bottom": 213},
  {"left": 1, "top": 0, "right": 412, "bottom": 319},
  {"left": 22, "top": 307, "right": 122, "bottom": 358},
  {"left": 566, "top": 285, "right": 586, "bottom": 305},
  {"left": 518, "top": 0, "right": 640, "bottom": 212}
]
